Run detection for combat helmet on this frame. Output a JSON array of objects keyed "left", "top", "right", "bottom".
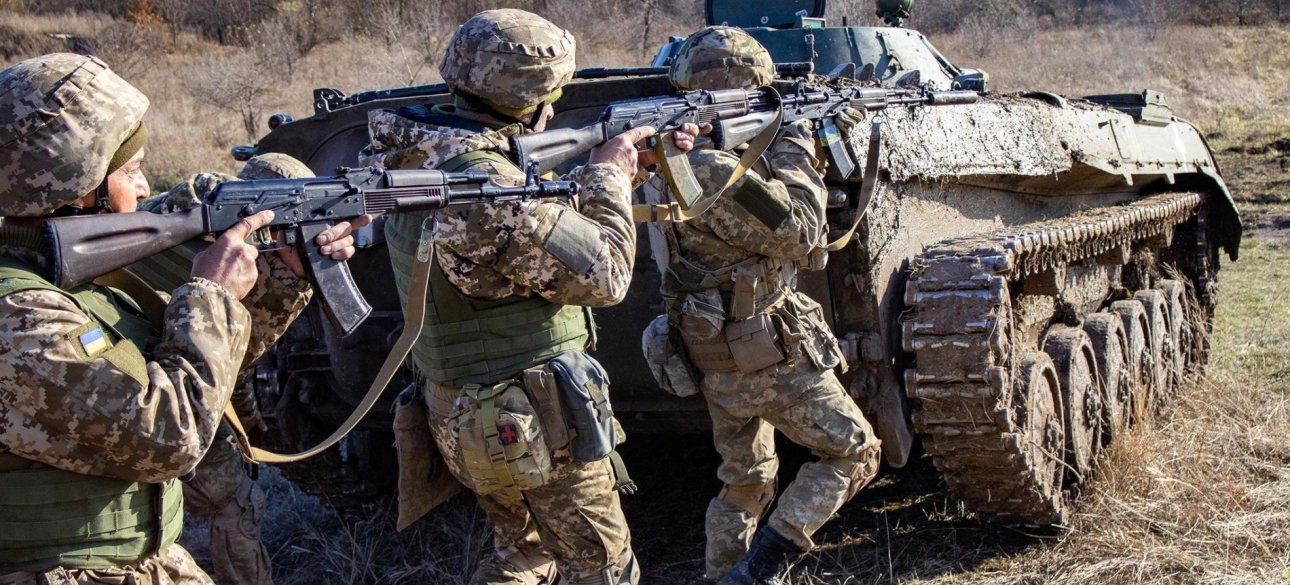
[
  {"left": 439, "top": 9, "right": 576, "bottom": 119},
  {"left": 238, "top": 152, "right": 314, "bottom": 180},
  {"left": 669, "top": 26, "right": 774, "bottom": 91},
  {"left": 0, "top": 54, "right": 149, "bottom": 217}
]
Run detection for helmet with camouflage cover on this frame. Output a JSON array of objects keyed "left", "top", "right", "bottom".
[
  {"left": 669, "top": 26, "right": 774, "bottom": 91},
  {"left": 438, "top": 9, "right": 576, "bottom": 118},
  {"left": 238, "top": 152, "right": 314, "bottom": 180},
  {"left": 0, "top": 53, "right": 149, "bottom": 217}
]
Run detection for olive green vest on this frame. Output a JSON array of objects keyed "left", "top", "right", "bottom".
[
  {"left": 384, "top": 150, "right": 593, "bottom": 386},
  {"left": 0, "top": 257, "right": 184, "bottom": 572}
]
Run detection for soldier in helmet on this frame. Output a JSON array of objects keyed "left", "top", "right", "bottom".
[
  {"left": 166, "top": 153, "right": 319, "bottom": 585},
  {"left": 0, "top": 54, "right": 364, "bottom": 584},
  {"left": 362, "top": 9, "right": 698, "bottom": 585},
  {"left": 639, "top": 27, "right": 883, "bottom": 585}
]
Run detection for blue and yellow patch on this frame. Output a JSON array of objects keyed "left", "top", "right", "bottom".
[{"left": 79, "top": 327, "right": 109, "bottom": 355}]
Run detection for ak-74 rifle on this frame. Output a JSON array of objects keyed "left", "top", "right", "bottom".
[
  {"left": 510, "top": 83, "right": 977, "bottom": 220},
  {"left": 40, "top": 167, "right": 579, "bottom": 336}
]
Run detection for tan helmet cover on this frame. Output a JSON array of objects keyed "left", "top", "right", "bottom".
[
  {"left": 439, "top": 9, "right": 576, "bottom": 115},
  {"left": 669, "top": 26, "right": 775, "bottom": 91},
  {"left": 238, "top": 152, "right": 315, "bottom": 180},
  {"left": 0, "top": 53, "right": 149, "bottom": 217}
]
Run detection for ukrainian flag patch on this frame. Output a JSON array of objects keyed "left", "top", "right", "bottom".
[{"left": 79, "top": 327, "right": 109, "bottom": 355}]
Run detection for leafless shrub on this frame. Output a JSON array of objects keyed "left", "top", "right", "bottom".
[
  {"left": 152, "top": 0, "right": 274, "bottom": 43},
  {"left": 182, "top": 50, "right": 279, "bottom": 141},
  {"left": 94, "top": 21, "right": 168, "bottom": 79}
]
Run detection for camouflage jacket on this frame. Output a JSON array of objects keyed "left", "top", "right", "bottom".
[
  {"left": 0, "top": 177, "right": 311, "bottom": 483},
  {"left": 360, "top": 107, "right": 635, "bottom": 306},
  {"left": 641, "top": 119, "right": 828, "bottom": 277}
]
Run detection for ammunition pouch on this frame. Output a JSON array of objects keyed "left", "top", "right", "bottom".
[{"left": 544, "top": 351, "right": 617, "bottom": 462}]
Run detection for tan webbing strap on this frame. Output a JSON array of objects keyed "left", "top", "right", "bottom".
[
  {"left": 824, "top": 120, "right": 883, "bottom": 252},
  {"left": 609, "top": 451, "right": 636, "bottom": 494},
  {"left": 632, "top": 94, "right": 784, "bottom": 223},
  {"left": 224, "top": 220, "right": 436, "bottom": 463},
  {"left": 96, "top": 270, "right": 167, "bottom": 328},
  {"left": 475, "top": 383, "right": 518, "bottom": 491}
]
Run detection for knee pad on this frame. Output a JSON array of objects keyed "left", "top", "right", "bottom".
[
  {"left": 717, "top": 478, "right": 777, "bottom": 518},
  {"left": 824, "top": 443, "right": 881, "bottom": 500},
  {"left": 561, "top": 548, "right": 639, "bottom": 585}
]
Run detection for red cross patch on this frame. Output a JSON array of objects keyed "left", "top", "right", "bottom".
[{"left": 498, "top": 423, "right": 519, "bottom": 445}]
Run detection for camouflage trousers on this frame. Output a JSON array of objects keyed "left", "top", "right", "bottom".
[
  {"left": 425, "top": 383, "right": 637, "bottom": 585},
  {"left": 0, "top": 544, "right": 212, "bottom": 585},
  {"left": 182, "top": 437, "right": 272, "bottom": 585},
  {"left": 697, "top": 363, "right": 881, "bottom": 581}
]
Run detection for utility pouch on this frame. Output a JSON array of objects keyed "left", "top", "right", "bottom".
[
  {"left": 448, "top": 382, "right": 553, "bottom": 496},
  {"left": 725, "top": 313, "right": 786, "bottom": 374},
  {"left": 522, "top": 366, "right": 570, "bottom": 451},
  {"left": 545, "top": 351, "right": 617, "bottom": 462},
  {"left": 642, "top": 314, "right": 701, "bottom": 397},
  {"left": 678, "top": 288, "right": 726, "bottom": 343},
  {"left": 394, "top": 383, "right": 461, "bottom": 530}
]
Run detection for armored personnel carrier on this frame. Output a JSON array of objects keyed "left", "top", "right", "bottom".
[{"left": 239, "top": 0, "right": 1241, "bottom": 524}]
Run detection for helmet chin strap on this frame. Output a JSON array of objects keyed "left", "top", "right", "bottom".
[{"left": 52, "top": 181, "right": 112, "bottom": 217}]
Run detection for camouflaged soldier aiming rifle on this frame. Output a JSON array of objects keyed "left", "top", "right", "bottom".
[
  {"left": 0, "top": 54, "right": 364, "bottom": 585},
  {"left": 639, "top": 27, "right": 883, "bottom": 585},
  {"left": 361, "top": 9, "right": 698, "bottom": 585},
  {"left": 133, "top": 153, "right": 322, "bottom": 585}
]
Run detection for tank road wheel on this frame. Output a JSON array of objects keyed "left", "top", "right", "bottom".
[
  {"left": 1083, "top": 313, "right": 1131, "bottom": 443},
  {"left": 1134, "top": 289, "right": 1171, "bottom": 409},
  {"left": 1043, "top": 326, "right": 1103, "bottom": 484},
  {"left": 1155, "top": 280, "right": 1190, "bottom": 383},
  {"left": 1011, "top": 351, "right": 1068, "bottom": 525},
  {"left": 1110, "top": 300, "right": 1151, "bottom": 426}
]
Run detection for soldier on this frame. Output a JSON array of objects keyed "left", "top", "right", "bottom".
[
  {"left": 361, "top": 9, "right": 697, "bottom": 585},
  {"left": 0, "top": 54, "right": 364, "bottom": 584},
  {"left": 176, "top": 153, "right": 319, "bottom": 585},
  {"left": 639, "top": 27, "right": 883, "bottom": 585}
]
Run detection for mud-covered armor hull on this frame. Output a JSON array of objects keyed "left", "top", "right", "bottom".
[{"left": 240, "top": 3, "right": 1239, "bottom": 524}]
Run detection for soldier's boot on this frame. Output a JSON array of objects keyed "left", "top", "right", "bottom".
[
  {"left": 471, "top": 547, "right": 558, "bottom": 585},
  {"left": 559, "top": 549, "right": 640, "bottom": 585},
  {"left": 714, "top": 527, "right": 804, "bottom": 585},
  {"left": 703, "top": 480, "right": 777, "bottom": 581}
]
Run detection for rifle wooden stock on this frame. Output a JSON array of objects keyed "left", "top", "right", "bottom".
[{"left": 45, "top": 207, "right": 207, "bottom": 289}]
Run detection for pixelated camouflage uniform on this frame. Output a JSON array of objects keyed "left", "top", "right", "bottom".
[
  {"left": 135, "top": 154, "right": 316, "bottom": 585},
  {"left": 363, "top": 105, "right": 639, "bottom": 585},
  {"left": 641, "top": 119, "right": 882, "bottom": 581},
  {"left": 363, "top": 10, "right": 639, "bottom": 585},
  {"left": 0, "top": 55, "right": 310, "bottom": 585}
]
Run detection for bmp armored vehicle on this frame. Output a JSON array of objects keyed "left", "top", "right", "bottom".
[{"left": 238, "top": 0, "right": 1241, "bottom": 524}]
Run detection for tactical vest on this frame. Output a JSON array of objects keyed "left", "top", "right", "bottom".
[
  {"left": 0, "top": 257, "right": 184, "bottom": 572},
  {"left": 383, "top": 129, "right": 592, "bottom": 387}
]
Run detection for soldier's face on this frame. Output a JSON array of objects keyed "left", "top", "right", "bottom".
[{"left": 104, "top": 148, "right": 149, "bottom": 213}]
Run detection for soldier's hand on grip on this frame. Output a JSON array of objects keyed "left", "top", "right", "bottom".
[
  {"left": 276, "top": 214, "right": 374, "bottom": 278},
  {"left": 191, "top": 210, "right": 275, "bottom": 299}
]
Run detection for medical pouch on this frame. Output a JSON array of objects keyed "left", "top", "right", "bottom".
[
  {"left": 725, "top": 312, "right": 786, "bottom": 374},
  {"left": 545, "top": 351, "right": 617, "bottom": 462},
  {"left": 448, "top": 382, "right": 553, "bottom": 496}
]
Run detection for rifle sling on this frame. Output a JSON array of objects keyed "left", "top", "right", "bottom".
[
  {"left": 95, "top": 270, "right": 167, "bottom": 328},
  {"left": 631, "top": 95, "right": 783, "bottom": 224},
  {"left": 222, "top": 233, "right": 434, "bottom": 464},
  {"left": 824, "top": 120, "right": 883, "bottom": 252}
]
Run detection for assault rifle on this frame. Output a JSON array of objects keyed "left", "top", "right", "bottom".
[
  {"left": 40, "top": 167, "right": 579, "bottom": 336},
  {"left": 512, "top": 84, "right": 977, "bottom": 207}
]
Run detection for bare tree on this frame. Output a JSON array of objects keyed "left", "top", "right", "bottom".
[{"left": 184, "top": 51, "right": 278, "bottom": 141}]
